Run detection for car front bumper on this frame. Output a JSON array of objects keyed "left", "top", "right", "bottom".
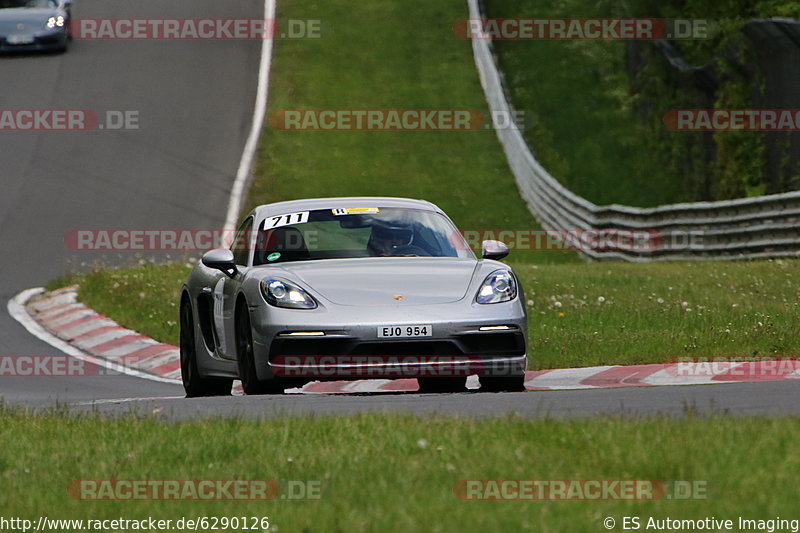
[
  {"left": 249, "top": 300, "right": 528, "bottom": 381},
  {"left": 0, "top": 30, "right": 67, "bottom": 52}
]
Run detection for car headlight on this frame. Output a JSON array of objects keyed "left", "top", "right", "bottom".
[
  {"left": 260, "top": 278, "right": 317, "bottom": 309},
  {"left": 476, "top": 269, "right": 517, "bottom": 304},
  {"left": 46, "top": 16, "right": 65, "bottom": 29}
]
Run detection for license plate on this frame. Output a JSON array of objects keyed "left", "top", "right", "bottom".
[
  {"left": 8, "top": 34, "right": 34, "bottom": 45},
  {"left": 378, "top": 325, "right": 432, "bottom": 338}
]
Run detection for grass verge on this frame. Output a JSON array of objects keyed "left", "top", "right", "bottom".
[
  {"left": 1, "top": 409, "right": 798, "bottom": 531},
  {"left": 510, "top": 258, "right": 800, "bottom": 368},
  {"left": 47, "top": 263, "right": 192, "bottom": 348},
  {"left": 483, "top": 0, "right": 696, "bottom": 206},
  {"left": 247, "top": 0, "right": 576, "bottom": 264},
  {"left": 48, "top": 258, "right": 800, "bottom": 369}
]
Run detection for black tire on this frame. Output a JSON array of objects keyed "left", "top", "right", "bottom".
[
  {"left": 180, "top": 300, "right": 232, "bottom": 397},
  {"left": 480, "top": 375, "right": 527, "bottom": 392},
  {"left": 236, "top": 302, "right": 285, "bottom": 395},
  {"left": 417, "top": 377, "right": 468, "bottom": 393}
]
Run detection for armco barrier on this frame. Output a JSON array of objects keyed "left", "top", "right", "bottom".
[{"left": 468, "top": 0, "right": 800, "bottom": 261}]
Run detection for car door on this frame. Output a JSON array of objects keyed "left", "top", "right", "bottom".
[{"left": 212, "top": 216, "right": 253, "bottom": 360}]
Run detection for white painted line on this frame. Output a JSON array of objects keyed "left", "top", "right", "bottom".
[
  {"left": 46, "top": 285, "right": 79, "bottom": 296},
  {"left": 7, "top": 288, "right": 181, "bottom": 386},
  {"left": 37, "top": 302, "right": 84, "bottom": 321},
  {"left": 76, "top": 329, "right": 139, "bottom": 350},
  {"left": 641, "top": 364, "right": 741, "bottom": 387},
  {"left": 28, "top": 291, "right": 76, "bottom": 312},
  {"left": 524, "top": 366, "right": 616, "bottom": 390},
  {"left": 136, "top": 350, "right": 181, "bottom": 370},
  {"left": 41, "top": 308, "right": 96, "bottom": 329},
  {"left": 224, "top": 0, "right": 277, "bottom": 231},
  {"left": 99, "top": 339, "right": 161, "bottom": 359},
  {"left": 59, "top": 319, "right": 118, "bottom": 340},
  {"left": 163, "top": 370, "right": 183, "bottom": 381},
  {"left": 343, "top": 380, "right": 394, "bottom": 393}
]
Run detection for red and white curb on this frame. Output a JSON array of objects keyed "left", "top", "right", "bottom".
[
  {"left": 9, "top": 286, "right": 182, "bottom": 385},
  {"left": 9, "top": 287, "right": 800, "bottom": 394}
]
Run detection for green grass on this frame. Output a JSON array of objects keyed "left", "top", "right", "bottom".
[
  {"left": 511, "top": 259, "right": 800, "bottom": 368},
  {"left": 1, "top": 409, "right": 798, "bottom": 531},
  {"left": 247, "top": 0, "right": 578, "bottom": 264},
  {"left": 48, "top": 259, "right": 800, "bottom": 369},
  {"left": 47, "top": 263, "right": 192, "bottom": 348},
  {"left": 483, "top": 0, "right": 695, "bottom": 207}
]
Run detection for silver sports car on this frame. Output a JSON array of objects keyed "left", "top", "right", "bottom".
[
  {"left": 0, "top": 0, "right": 71, "bottom": 53},
  {"left": 180, "top": 197, "right": 528, "bottom": 396}
]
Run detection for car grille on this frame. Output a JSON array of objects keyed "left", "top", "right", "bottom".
[{"left": 269, "top": 332, "right": 524, "bottom": 359}]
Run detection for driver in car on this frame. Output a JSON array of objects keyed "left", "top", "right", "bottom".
[{"left": 367, "top": 223, "right": 415, "bottom": 256}]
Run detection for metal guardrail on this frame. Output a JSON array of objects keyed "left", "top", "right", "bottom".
[{"left": 467, "top": 0, "right": 800, "bottom": 261}]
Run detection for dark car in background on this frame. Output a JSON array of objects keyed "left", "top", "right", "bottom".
[{"left": 0, "top": 0, "right": 72, "bottom": 53}]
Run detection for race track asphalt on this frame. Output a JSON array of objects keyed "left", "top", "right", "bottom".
[{"left": 0, "top": 0, "right": 262, "bottom": 403}]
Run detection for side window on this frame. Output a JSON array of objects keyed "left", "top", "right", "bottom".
[{"left": 231, "top": 217, "right": 254, "bottom": 266}]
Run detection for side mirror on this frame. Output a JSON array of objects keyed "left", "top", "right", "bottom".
[
  {"left": 202, "top": 249, "right": 238, "bottom": 277},
  {"left": 481, "top": 240, "right": 509, "bottom": 260}
]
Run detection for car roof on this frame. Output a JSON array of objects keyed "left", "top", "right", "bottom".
[{"left": 249, "top": 196, "right": 444, "bottom": 221}]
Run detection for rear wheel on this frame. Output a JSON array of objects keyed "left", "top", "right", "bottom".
[
  {"left": 417, "top": 377, "right": 468, "bottom": 393},
  {"left": 236, "top": 303, "right": 285, "bottom": 395},
  {"left": 180, "top": 300, "right": 232, "bottom": 397},
  {"left": 480, "top": 375, "right": 527, "bottom": 392}
]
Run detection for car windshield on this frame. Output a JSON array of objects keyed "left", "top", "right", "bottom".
[
  {"left": 0, "top": 0, "right": 56, "bottom": 8},
  {"left": 249, "top": 207, "right": 475, "bottom": 265}
]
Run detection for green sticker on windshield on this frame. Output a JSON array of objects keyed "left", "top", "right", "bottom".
[{"left": 267, "top": 252, "right": 281, "bottom": 262}]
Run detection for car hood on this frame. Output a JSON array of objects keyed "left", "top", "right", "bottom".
[
  {"left": 0, "top": 9, "right": 56, "bottom": 32},
  {"left": 270, "top": 257, "right": 480, "bottom": 306}
]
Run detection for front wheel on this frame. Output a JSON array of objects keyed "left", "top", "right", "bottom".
[
  {"left": 180, "top": 301, "right": 232, "bottom": 397},
  {"left": 236, "top": 303, "right": 285, "bottom": 395}
]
